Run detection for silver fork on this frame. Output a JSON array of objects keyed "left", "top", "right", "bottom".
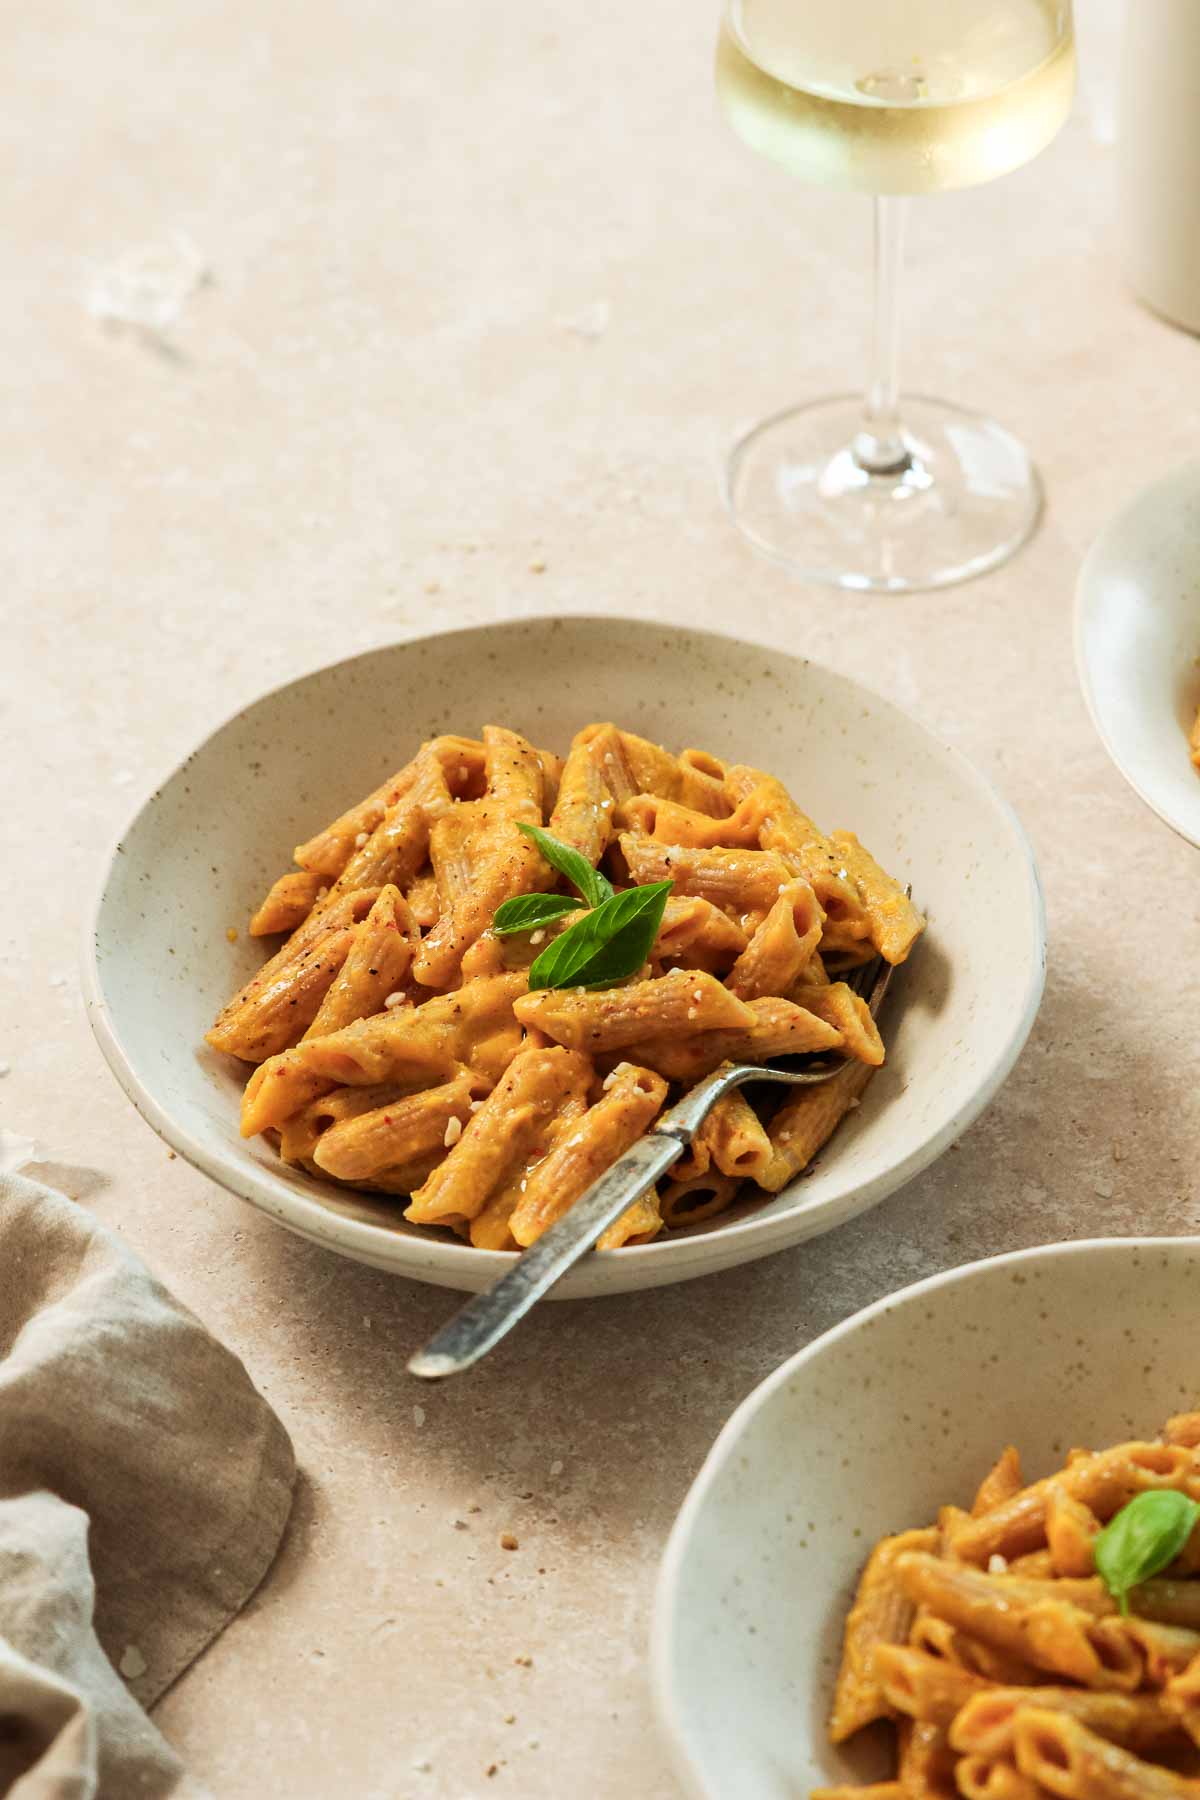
[{"left": 407, "top": 953, "right": 897, "bottom": 1379}]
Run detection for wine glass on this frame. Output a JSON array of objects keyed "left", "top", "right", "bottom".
[{"left": 716, "top": 0, "right": 1076, "bottom": 591}]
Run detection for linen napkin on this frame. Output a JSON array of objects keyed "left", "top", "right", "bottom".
[{"left": 0, "top": 1169, "right": 296, "bottom": 1799}]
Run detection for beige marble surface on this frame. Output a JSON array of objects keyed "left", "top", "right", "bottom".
[{"left": 6, "top": 3, "right": 1200, "bottom": 1795}]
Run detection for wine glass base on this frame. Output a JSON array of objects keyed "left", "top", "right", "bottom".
[{"left": 723, "top": 394, "right": 1043, "bottom": 592}]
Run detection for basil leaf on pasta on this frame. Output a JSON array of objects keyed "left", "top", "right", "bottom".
[
  {"left": 516, "top": 822, "right": 614, "bottom": 909},
  {"left": 1094, "top": 1490, "right": 1200, "bottom": 1615},
  {"left": 527, "top": 881, "right": 672, "bottom": 991},
  {"left": 492, "top": 892, "right": 586, "bottom": 936}
]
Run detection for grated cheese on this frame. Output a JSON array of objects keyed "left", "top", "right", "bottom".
[
  {"left": 355, "top": 830, "right": 369, "bottom": 848},
  {"left": 384, "top": 991, "right": 407, "bottom": 1010},
  {"left": 443, "top": 1116, "right": 463, "bottom": 1147}
]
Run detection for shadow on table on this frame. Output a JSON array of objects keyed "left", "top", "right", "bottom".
[{"left": 230, "top": 952, "right": 1196, "bottom": 1542}]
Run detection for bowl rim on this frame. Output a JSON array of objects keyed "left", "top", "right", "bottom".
[
  {"left": 1074, "top": 458, "right": 1200, "bottom": 853},
  {"left": 80, "top": 613, "right": 1047, "bottom": 1292},
  {"left": 650, "top": 1233, "right": 1200, "bottom": 1800}
]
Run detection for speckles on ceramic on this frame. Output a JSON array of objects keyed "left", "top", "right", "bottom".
[
  {"left": 1076, "top": 459, "right": 1200, "bottom": 850},
  {"left": 82, "top": 616, "right": 1046, "bottom": 1298},
  {"left": 653, "top": 1238, "right": 1200, "bottom": 1800}
]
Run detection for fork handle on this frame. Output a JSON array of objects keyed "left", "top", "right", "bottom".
[{"left": 406, "top": 1132, "right": 686, "bottom": 1379}]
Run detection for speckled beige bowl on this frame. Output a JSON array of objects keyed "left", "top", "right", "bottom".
[
  {"left": 653, "top": 1238, "right": 1200, "bottom": 1800},
  {"left": 83, "top": 616, "right": 1044, "bottom": 1297},
  {"left": 1076, "top": 458, "right": 1200, "bottom": 850}
]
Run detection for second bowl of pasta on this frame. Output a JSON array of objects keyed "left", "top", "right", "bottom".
[
  {"left": 84, "top": 615, "right": 1044, "bottom": 1296},
  {"left": 654, "top": 1237, "right": 1200, "bottom": 1799}
]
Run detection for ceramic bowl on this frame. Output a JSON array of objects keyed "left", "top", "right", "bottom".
[
  {"left": 1076, "top": 459, "right": 1200, "bottom": 850},
  {"left": 83, "top": 616, "right": 1045, "bottom": 1296},
  {"left": 653, "top": 1237, "right": 1200, "bottom": 1800}
]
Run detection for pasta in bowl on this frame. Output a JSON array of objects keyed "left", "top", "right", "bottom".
[
  {"left": 83, "top": 616, "right": 1044, "bottom": 1296},
  {"left": 653, "top": 1239, "right": 1200, "bottom": 1800},
  {"left": 206, "top": 720, "right": 923, "bottom": 1252}
]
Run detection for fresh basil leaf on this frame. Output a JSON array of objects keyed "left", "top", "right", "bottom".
[
  {"left": 516, "top": 822, "right": 614, "bottom": 909},
  {"left": 527, "top": 881, "right": 672, "bottom": 991},
  {"left": 1094, "top": 1490, "right": 1200, "bottom": 1615},
  {"left": 492, "top": 892, "right": 586, "bottom": 936}
]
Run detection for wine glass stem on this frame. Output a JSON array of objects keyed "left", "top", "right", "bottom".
[{"left": 855, "top": 195, "right": 911, "bottom": 476}]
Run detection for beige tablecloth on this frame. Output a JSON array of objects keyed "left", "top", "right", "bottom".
[{"left": 0, "top": 1171, "right": 295, "bottom": 1798}]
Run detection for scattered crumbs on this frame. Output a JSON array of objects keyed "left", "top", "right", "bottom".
[
  {"left": 48, "top": 973, "right": 67, "bottom": 989},
  {"left": 384, "top": 991, "right": 407, "bottom": 1010},
  {"left": 846, "top": 1097, "right": 861, "bottom": 1110},
  {"left": 1094, "top": 1176, "right": 1114, "bottom": 1199},
  {"left": 1112, "top": 1140, "right": 1123, "bottom": 1162},
  {"left": 362, "top": 1316, "right": 372, "bottom": 1331},
  {"left": 469, "top": 1504, "right": 482, "bottom": 1514},
  {"left": 454, "top": 1519, "right": 469, "bottom": 1531},
  {"left": 119, "top": 1645, "right": 147, "bottom": 1679},
  {"left": 413, "top": 1404, "right": 426, "bottom": 1427},
  {"left": 444, "top": 1115, "right": 464, "bottom": 1147},
  {"left": 529, "top": 558, "right": 547, "bottom": 574},
  {"left": 500, "top": 1532, "right": 519, "bottom": 1551},
  {"left": 529, "top": 930, "right": 545, "bottom": 946},
  {"left": 504, "top": 1713, "right": 516, "bottom": 1725},
  {"left": 412, "top": 1757, "right": 432, "bottom": 1774},
  {"left": 226, "top": 926, "right": 238, "bottom": 943},
  {"left": 424, "top": 580, "right": 441, "bottom": 595},
  {"left": 0, "top": 1063, "right": 10, "bottom": 1079},
  {"left": 527, "top": 1739, "right": 540, "bottom": 1751},
  {"left": 167, "top": 1150, "right": 176, "bottom": 1159},
  {"left": 514, "top": 1655, "right": 533, "bottom": 1667},
  {"left": 486, "top": 1767, "right": 498, "bottom": 1780},
  {"left": 988, "top": 1553, "right": 1008, "bottom": 1574},
  {"left": 549, "top": 1458, "right": 563, "bottom": 1476},
  {"left": 355, "top": 830, "right": 370, "bottom": 848}
]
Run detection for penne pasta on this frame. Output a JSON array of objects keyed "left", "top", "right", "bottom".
[
  {"left": 726, "top": 879, "right": 825, "bottom": 1001},
  {"left": 760, "top": 1057, "right": 876, "bottom": 1191},
  {"left": 619, "top": 831, "right": 799, "bottom": 924},
  {"left": 1013, "top": 1708, "right": 1197, "bottom": 1800},
  {"left": 508, "top": 1063, "right": 669, "bottom": 1246},
  {"left": 950, "top": 1691, "right": 1187, "bottom": 1761},
  {"left": 211, "top": 718, "right": 922, "bottom": 1246},
  {"left": 973, "top": 1448, "right": 1025, "bottom": 1518},
  {"left": 657, "top": 1170, "right": 743, "bottom": 1228},
  {"left": 406, "top": 1044, "right": 593, "bottom": 1228},
  {"left": 830, "top": 831, "right": 927, "bottom": 965},
  {"left": 514, "top": 969, "right": 756, "bottom": 1054},
  {"left": 831, "top": 1529, "right": 941, "bottom": 1742},
  {"left": 895, "top": 1554, "right": 1142, "bottom": 1690},
  {"left": 874, "top": 1646, "right": 991, "bottom": 1729},
  {"left": 249, "top": 869, "right": 326, "bottom": 937}
]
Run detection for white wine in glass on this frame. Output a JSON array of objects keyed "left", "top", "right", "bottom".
[{"left": 716, "top": 0, "right": 1076, "bottom": 590}]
